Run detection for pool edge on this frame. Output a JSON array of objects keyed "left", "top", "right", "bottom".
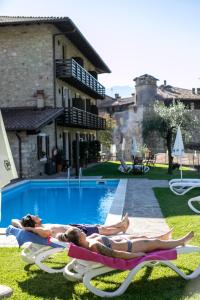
[{"left": 104, "top": 179, "right": 128, "bottom": 225}]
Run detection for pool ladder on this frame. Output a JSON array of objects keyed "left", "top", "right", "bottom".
[
  {"left": 67, "top": 167, "right": 71, "bottom": 185},
  {"left": 79, "top": 167, "right": 82, "bottom": 185}
]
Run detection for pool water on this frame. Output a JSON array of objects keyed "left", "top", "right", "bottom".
[{"left": 0, "top": 180, "right": 119, "bottom": 227}]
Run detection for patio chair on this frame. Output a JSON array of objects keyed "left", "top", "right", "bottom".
[
  {"left": 6, "top": 225, "right": 69, "bottom": 273},
  {"left": 188, "top": 195, "right": 200, "bottom": 214},
  {"left": 118, "top": 160, "right": 132, "bottom": 173},
  {"left": 118, "top": 160, "right": 149, "bottom": 175},
  {"left": 169, "top": 179, "right": 200, "bottom": 196},
  {"left": 63, "top": 242, "right": 200, "bottom": 297}
]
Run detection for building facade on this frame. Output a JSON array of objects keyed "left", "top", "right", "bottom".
[
  {"left": 0, "top": 16, "right": 110, "bottom": 177},
  {"left": 99, "top": 74, "right": 200, "bottom": 160}
]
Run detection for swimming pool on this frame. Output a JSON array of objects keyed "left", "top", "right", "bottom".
[{"left": 0, "top": 179, "right": 119, "bottom": 227}]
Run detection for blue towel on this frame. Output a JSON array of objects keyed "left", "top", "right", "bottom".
[{"left": 6, "top": 225, "right": 63, "bottom": 248}]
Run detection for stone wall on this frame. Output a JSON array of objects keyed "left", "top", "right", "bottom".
[
  {"left": 0, "top": 24, "right": 54, "bottom": 107},
  {"left": 110, "top": 105, "right": 144, "bottom": 160},
  {"left": 7, "top": 122, "right": 56, "bottom": 178}
]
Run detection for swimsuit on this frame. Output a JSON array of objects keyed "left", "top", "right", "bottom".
[
  {"left": 101, "top": 236, "right": 132, "bottom": 252},
  {"left": 70, "top": 224, "right": 99, "bottom": 236}
]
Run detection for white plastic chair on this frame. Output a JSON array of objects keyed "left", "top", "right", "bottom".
[{"left": 188, "top": 196, "right": 200, "bottom": 214}]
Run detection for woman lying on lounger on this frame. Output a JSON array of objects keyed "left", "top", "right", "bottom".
[{"left": 58, "top": 227, "right": 194, "bottom": 260}]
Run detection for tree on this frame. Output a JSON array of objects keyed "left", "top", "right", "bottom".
[
  {"left": 97, "top": 113, "right": 116, "bottom": 153},
  {"left": 143, "top": 100, "right": 197, "bottom": 174}
]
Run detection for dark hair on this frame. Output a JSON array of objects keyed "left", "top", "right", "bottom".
[
  {"left": 21, "top": 214, "right": 36, "bottom": 228},
  {"left": 61, "top": 227, "right": 81, "bottom": 245}
]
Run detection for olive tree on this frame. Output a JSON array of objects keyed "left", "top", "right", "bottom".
[
  {"left": 97, "top": 113, "right": 116, "bottom": 155},
  {"left": 143, "top": 100, "right": 196, "bottom": 174}
]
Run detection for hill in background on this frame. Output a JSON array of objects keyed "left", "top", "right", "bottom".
[{"left": 106, "top": 85, "right": 134, "bottom": 98}]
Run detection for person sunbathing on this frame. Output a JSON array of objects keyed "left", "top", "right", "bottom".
[
  {"left": 11, "top": 213, "right": 129, "bottom": 238},
  {"left": 58, "top": 226, "right": 194, "bottom": 260}
]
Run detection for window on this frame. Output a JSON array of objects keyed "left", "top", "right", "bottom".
[{"left": 37, "top": 133, "right": 49, "bottom": 161}]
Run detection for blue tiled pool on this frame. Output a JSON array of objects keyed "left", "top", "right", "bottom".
[{"left": 1, "top": 180, "right": 119, "bottom": 227}]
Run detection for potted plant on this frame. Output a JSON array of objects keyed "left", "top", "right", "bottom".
[{"left": 55, "top": 149, "right": 64, "bottom": 172}]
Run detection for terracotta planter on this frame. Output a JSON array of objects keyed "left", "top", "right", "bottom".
[{"left": 56, "top": 164, "right": 63, "bottom": 173}]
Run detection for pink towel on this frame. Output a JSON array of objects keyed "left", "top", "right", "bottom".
[{"left": 68, "top": 243, "right": 177, "bottom": 270}]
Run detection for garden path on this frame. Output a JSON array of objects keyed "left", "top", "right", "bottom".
[{"left": 124, "top": 179, "right": 170, "bottom": 237}]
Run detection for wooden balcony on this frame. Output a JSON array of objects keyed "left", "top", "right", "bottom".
[
  {"left": 56, "top": 59, "right": 105, "bottom": 99},
  {"left": 57, "top": 107, "right": 106, "bottom": 130}
]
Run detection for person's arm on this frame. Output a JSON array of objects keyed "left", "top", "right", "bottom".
[
  {"left": 24, "top": 226, "right": 51, "bottom": 238},
  {"left": 11, "top": 219, "right": 23, "bottom": 229},
  {"left": 94, "top": 242, "right": 146, "bottom": 260}
]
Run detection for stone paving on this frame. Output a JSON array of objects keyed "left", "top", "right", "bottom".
[
  {"left": 123, "top": 179, "right": 169, "bottom": 237},
  {"left": 0, "top": 178, "right": 169, "bottom": 246}
]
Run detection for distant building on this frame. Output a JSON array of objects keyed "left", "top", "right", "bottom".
[
  {"left": 98, "top": 74, "right": 200, "bottom": 159},
  {"left": 98, "top": 93, "right": 135, "bottom": 116}
]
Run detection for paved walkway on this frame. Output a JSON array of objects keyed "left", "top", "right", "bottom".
[
  {"left": 0, "top": 178, "right": 169, "bottom": 246},
  {"left": 124, "top": 179, "right": 169, "bottom": 237}
]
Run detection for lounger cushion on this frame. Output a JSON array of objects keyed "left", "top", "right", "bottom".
[
  {"left": 68, "top": 243, "right": 177, "bottom": 270},
  {"left": 6, "top": 225, "right": 63, "bottom": 248}
]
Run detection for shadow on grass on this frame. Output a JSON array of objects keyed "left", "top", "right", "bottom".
[
  {"left": 154, "top": 187, "right": 200, "bottom": 217},
  {"left": 17, "top": 266, "right": 199, "bottom": 300}
]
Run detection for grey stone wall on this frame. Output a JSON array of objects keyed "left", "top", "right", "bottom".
[
  {"left": 110, "top": 105, "right": 144, "bottom": 160},
  {"left": 7, "top": 122, "right": 56, "bottom": 178},
  {"left": 0, "top": 24, "right": 54, "bottom": 107}
]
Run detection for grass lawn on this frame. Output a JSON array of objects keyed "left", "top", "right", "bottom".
[
  {"left": 1, "top": 166, "right": 200, "bottom": 299},
  {"left": 83, "top": 161, "right": 200, "bottom": 180}
]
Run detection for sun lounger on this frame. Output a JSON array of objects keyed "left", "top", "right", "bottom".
[
  {"left": 63, "top": 242, "right": 200, "bottom": 297},
  {"left": 6, "top": 225, "right": 68, "bottom": 273},
  {"left": 118, "top": 160, "right": 149, "bottom": 175},
  {"left": 169, "top": 179, "right": 200, "bottom": 195},
  {"left": 188, "top": 196, "right": 200, "bottom": 214}
]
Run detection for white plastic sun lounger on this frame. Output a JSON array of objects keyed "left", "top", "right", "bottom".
[
  {"left": 63, "top": 243, "right": 200, "bottom": 298},
  {"left": 169, "top": 179, "right": 200, "bottom": 196},
  {"left": 21, "top": 239, "right": 69, "bottom": 274},
  {"left": 118, "top": 160, "right": 150, "bottom": 174},
  {"left": 188, "top": 196, "right": 200, "bottom": 214},
  {"left": 6, "top": 225, "right": 69, "bottom": 274}
]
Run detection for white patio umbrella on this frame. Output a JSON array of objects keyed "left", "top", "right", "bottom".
[
  {"left": 0, "top": 110, "right": 17, "bottom": 297},
  {"left": 131, "top": 136, "right": 139, "bottom": 159},
  {"left": 121, "top": 137, "right": 126, "bottom": 160},
  {"left": 0, "top": 110, "right": 18, "bottom": 220},
  {"left": 172, "top": 126, "right": 185, "bottom": 179}
]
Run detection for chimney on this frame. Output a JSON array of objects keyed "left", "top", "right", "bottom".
[
  {"left": 197, "top": 88, "right": 200, "bottom": 95},
  {"left": 36, "top": 90, "right": 45, "bottom": 108},
  {"left": 192, "top": 88, "right": 196, "bottom": 94},
  {"left": 164, "top": 80, "right": 167, "bottom": 86},
  {"left": 115, "top": 93, "right": 120, "bottom": 99}
]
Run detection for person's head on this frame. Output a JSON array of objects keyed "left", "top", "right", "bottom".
[
  {"left": 57, "top": 226, "right": 86, "bottom": 246},
  {"left": 21, "top": 214, "right": 42, "bottom": 228}
]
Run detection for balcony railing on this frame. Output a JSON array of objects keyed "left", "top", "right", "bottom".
[
  {"left": 56, "top": 59, "right": 105, "bottom": 99},
  {"left": 58, "top": 107, "right": 106, "bottom": 130}
]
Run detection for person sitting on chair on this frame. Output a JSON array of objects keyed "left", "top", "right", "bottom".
[
  {"left": 11, "top": 213, "right": 130, "bottom": 238},
  {"left": 58, "top": 226, "right": 194, "bottom": 260}
]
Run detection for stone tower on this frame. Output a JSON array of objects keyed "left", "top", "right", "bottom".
[{"left": 134, "top": 74, "right": 158, "bottom": 106}]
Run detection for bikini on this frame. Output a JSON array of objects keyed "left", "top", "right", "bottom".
[{"left": 101, "top": 236, "right": 132, "bottom": 252}]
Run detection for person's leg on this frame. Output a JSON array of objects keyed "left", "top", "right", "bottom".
[
  {"left": 131, "top": 231, "right": 194, "bottom": 253},
  {"left": 98, "top": 214, "right": 129, "bottom": 235},
  {"left": 103, "top": 213, "right": 129, "bottom": 228},
  {"left": 121, "top": 228, "right": 174, "bottom": 241}
]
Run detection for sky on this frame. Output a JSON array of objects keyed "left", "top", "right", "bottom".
[{"left": 1, "top": 0, "right": 200, "bottom": 97}]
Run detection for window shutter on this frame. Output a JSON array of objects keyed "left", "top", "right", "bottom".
[
  {"left": 46, "top": 136, "right": 49, "bottom": 158},
  {"left": 37, "top": 136, "right": 43, "bottom": 159}
]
